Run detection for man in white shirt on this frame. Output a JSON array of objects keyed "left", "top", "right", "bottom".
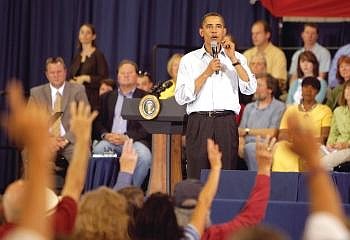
[
  {"left": 175, "top": 12, "right": 256, "bottom": 178},
  {"left": 289, "top": 23, "right": 331, "bottom": 85}
]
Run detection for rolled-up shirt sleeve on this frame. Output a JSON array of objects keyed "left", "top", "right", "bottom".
[
  {"left": 237, "top": 53, "right": 257, "bottom": 95},
  {"left": 175, "top": 58, "right": 197, "bottom": 105}
]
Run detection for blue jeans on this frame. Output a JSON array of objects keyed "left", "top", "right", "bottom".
[
  {"left": 244, "top": 142, "right": 257, "bottom": 171},
  {"left": 92, "top": 140, "right": 152, "bottom": 187}
]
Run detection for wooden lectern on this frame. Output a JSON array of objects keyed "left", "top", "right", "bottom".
[{"left": 121, "top": 97, "right": 186, "bottom": 194}]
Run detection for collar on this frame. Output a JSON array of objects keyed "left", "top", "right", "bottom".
[
  {"left": 118, "top": 87, "right": 136, "bottom": 97},
  {"left": 49, "top": 82, "right": 65, "bottom": 95},
  {"left": 199, "top": 44, "right": 227, "bottom": 59}
]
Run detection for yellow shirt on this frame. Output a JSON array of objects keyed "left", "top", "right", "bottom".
[
  {"left": 159, "top": 79, "right": 175, "bottom": 99},
  {"left": 244, "top": 43, "right": 287, "bottom": 86},
  {"left": 272, "top": 104, "right": 332, "bottom": 172}
]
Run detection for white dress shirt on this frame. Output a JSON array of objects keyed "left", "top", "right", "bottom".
[
  {"left": 49, "top": 83, "right": 66, "bottom": 136},
  {"left": 175, "top": 45, "right": 256, "bottom": 115}
]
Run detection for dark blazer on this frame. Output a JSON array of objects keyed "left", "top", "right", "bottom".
[
  {"left": 94, "top": 88, "right": 151, "bottom": 149},
  {"left": 69, "top": 48, "right": 109, "bottom": 109},
  {"left": 29, "top": 81, "right": 89, "bottom": 144}
]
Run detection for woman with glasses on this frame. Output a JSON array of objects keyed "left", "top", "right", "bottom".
[{"left": 70, "top": 23, "right": 109, "bottom": 110}]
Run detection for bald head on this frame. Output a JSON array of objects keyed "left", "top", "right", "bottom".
[{"left": 3, "top": 180, "right": 27, "bottom": 223}]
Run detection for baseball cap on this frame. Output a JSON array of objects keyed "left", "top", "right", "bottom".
[{"left": 173, "top": 179, "right": 203, "bottom": 208}]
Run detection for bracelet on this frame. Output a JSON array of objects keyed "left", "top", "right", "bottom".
[{"left": 232, "top": 61, "right": 241, "bottom": 67}]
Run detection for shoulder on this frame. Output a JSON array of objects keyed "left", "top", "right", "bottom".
[
  {"left": 93, "top": 48, "right": 106, "bottom": 57},
  {"left": 181, "top": 49, "right": 202, "bottom": 62},
  {"left": 333, "top": 105, "right": 346, "bottom": 115},
  {"left": 133, "top": 88, "right": 148, "bottom": 98},
  {"left": 243, "top": 47, "right": 256, "bottom": 57},
  {"left": 272, "top": 98, "right": 286, "bottom": 109},
  {"left": 30, "top": 83, "right": 49, "bottom": 94},
  {"left": 269, "top": 43, "right": 286, "bottom": 56},
  {"left": 317, "top": 104, "right": 332, "bottom": 114},
  {"left": 316, "top": 43, "right": 331, "bottom": 55}
]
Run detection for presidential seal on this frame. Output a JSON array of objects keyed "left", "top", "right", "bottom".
[{"left": 139, "top": 94, "right": 160, "bottom": 120}]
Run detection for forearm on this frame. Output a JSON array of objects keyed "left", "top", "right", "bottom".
[
  {"left": 308, "top": 167, "right": 346, "bottom": 221},
  {"left": 194, "top": 71, "right": 210, "bottom": 95},
  {"left": 61, "top": 138, "right": 90, "bottom": 200},
  {"left": 233, "top": 64, "right": 249, "bottom": 82},
  {"left": 190, "top": 168, "right": 220, "bottom": 235},
  {"left": 244, "top": 128, "right": 278, "bottom": 138}
]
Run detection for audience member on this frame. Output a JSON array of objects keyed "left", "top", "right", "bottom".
[
  {"left": 99, "top": 78, "right": 115, "bottom": 96},
  {"left": 27, "top": 57, "right": 89, "bottom": 190},
  {"left": 321, "top": 80, "right": 350, "bottom": 170},
  {"left": 70, "top": 23, "right": 109, "bottom": 110},
  {"left": 2, "top": 81, "right": 54, "bottom": 239},
  {"left": 286, "top": 114, "right": 350, "bottom": 240},
  {"left": 287, "top": 51, "right": 328, "bottom": 104},
  {"left": 328, "top": 43, "right": 350, "bottom": 88},
  {"left": 134, "top": 139, "right": 222, "bottom": 240},
  {"left": 244, "top": 20, "right": 287, "bottom": 92},
  {"left": 288, "top": 23, "right": 331, "bottom": 84},
  {"left": 326, "top": 55, "right": 350, "bottom": 110},
  {"left": 239, "top": 73, "right": 285, "bottom": 170},
  {"left": 175, "top": 12, "right": 256, "bottom": 179},
  {"left": 159, "top": 53, "right": 183, "bottom": 99},
  {"left": 72, "top": 187, "right": 130, "bottom": 240},
  {"left": 93, "top": 59, "right": 152, "bottom": 187},
  {"left": 174, "top": 136, "right": 275, "bottom": 240},
  {"left": 272, "top": 77, "right": 332, "bottom": 172},
  {"left": 1, "top": 89, "right": 97, "bottom": 239},
  {"left": 137, "top": 70, "right": 153, "bottom": 92}
]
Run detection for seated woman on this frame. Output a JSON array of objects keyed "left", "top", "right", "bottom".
[
  {"left": 321, "top": 80, "right": 350, "bottom": 170},
  {"left": 287, "top": 51, "right": 328, "bottom": 105},
  {"left": 159, "top": 53, "right": 183, "bottom": 99},
  {"left": 326, "top": 55, "right": 350, "bottom": 111},
  {"left": 272, "top": 77, "right": 332, "bottom": 172}
]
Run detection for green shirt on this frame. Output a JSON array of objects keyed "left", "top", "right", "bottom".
[
  {"left": 327, "top": 105, "right": 350, "bottom": 145},
  {"left": 326, "top": 84, "right": 344, "bottom": 111}
]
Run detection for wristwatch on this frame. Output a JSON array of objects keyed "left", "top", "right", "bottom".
[{"left": 232, "top": 61, "right": 241, "bottom": 67}]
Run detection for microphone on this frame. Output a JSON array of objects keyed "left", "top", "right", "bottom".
[
  {"left": 151, "top": 80, "right": 174, "bottom": 97},
  {"left": 211, "top": 40, "right": 219, "bottom": 74}
]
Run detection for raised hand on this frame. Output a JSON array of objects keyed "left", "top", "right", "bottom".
[
  {"left": 69, "top": 101, "right": 98, "bottom": 141},
  {"left": 6, "top": 81, "right": 50, "bottom": 147},
  {"left": 207, "top": 138, "right": 222, "bottom": 170},
  {"left": 119, "top": 138, "right": 138, "bottom": 174},
  {"left": 256, "top": 135, "right": 276, "bottom": 175}
]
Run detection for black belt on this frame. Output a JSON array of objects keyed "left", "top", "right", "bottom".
[{"left": 192, "top": 110, "right": 235, "bottom": 117}]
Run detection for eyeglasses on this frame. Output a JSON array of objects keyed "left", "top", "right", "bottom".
[{"left": 138, "top": 70, "right": 150, "bottom": 77}]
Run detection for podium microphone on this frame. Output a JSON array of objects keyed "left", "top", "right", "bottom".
[
  {"left": 211, "top": 40, "right": 219, "bottom": 74},
  {"left": 151, "top": 80, "right": 173, "bottom": 97}
]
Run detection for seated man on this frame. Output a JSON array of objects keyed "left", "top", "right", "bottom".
[
  {"left": 27, "top": 57, "right": 89, "bottom": 189},
  {"left": 239, "top": 73, "right": 285, "bottom": 170},
  {"left": 93, "top": 59, "right": 152, "bottom": 187}
]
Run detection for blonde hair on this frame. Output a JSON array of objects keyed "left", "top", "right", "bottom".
[
  {"left": 167, "top": 53, "right": 183, "bottom": 78},
  {"left": 73, "top": 187, "right": 130, "bottom": 240}
]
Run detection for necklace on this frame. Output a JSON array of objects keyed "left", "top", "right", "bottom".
[{"left": 299, "top": 102, "right": 318, "bottom": 118}]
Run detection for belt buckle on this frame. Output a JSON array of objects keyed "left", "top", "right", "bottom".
[{"left": 208, "top": 111, "right": 214, "bottom": 117}]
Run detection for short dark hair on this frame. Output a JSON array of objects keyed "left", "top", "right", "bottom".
[
  {"left": 200, "top": 12, "right": 225, "bottom": 28},
  {"left": 117, "top": 59, "right": 138, "bottom": 74},
  {"left": 304, "top": 22, "right": 319, "bottom": 34},
  {"left": 253, "top": 20, "right": 271, "bottom": 33},
  {"left": 255, "top": 73, "right": 278, "bottom": 96},
  {"left": 302, "top": 76, "right": 321, "bottom": 93},
  {"left": 100, "top": 78, "right": 115, "bottom": 89},
  {"left": 297, "top": 51, "right": 319, "bottom": 78},
  {"left": 45, "top": 57, "right": 66, "bottom": 71}
]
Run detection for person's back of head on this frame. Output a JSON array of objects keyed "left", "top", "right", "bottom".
[
  {"left": 2, "top": 180, "right": 26, "bottom": 223},
  {"left": 73, "top": 186, "right": 130, "bottom": 240},
  {"left": 133, "top": 192, "right": 183, "bottom": 240},
  {"left": 229, "top": 225, "right": 290, "bottom": 240}
]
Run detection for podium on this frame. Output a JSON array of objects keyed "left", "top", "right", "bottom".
[{"left": 122, "top": 96, "right": 186, "bottom": 193}]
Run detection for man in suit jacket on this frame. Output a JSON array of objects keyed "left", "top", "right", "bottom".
[
  {"left": 28, "top": 57, "right": 89, "bottom": 162},
  {"left": 93, "top": 59, "right": 152, "bottom": 187}
]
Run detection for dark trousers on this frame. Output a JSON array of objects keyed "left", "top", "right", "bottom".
[{"left": 185, "top": 111, "right": 238, "bottom": 179}]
